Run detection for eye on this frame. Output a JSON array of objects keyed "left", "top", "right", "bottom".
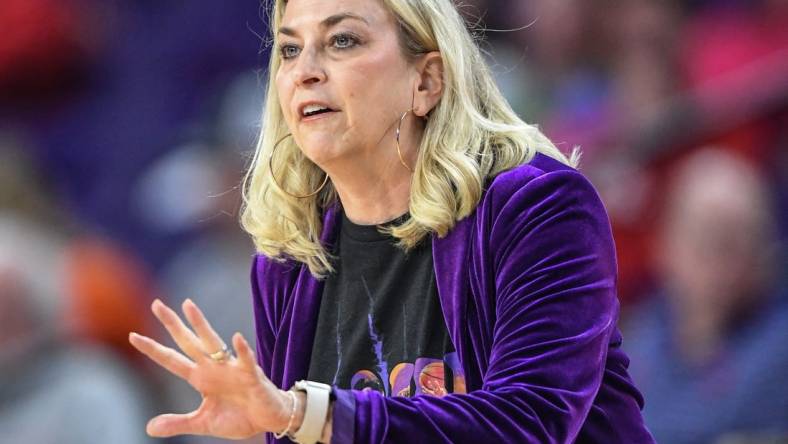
[
  {"left": 279, "top": 44, "right": 301, "bottom": 60},
  {"left": 331, "top": 33, "right": 359, "bottom": 50}
]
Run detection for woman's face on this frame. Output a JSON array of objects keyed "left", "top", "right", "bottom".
[{"left": 275, "top": 0, "right": 416, "bottom": 169}]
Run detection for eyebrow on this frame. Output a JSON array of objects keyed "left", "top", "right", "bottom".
[{"left": 277, "top": 12, "right": 369, "bottom": 37}]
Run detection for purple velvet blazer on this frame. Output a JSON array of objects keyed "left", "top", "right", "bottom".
[{"left": 251, "top": 153, "right": 655, "bottom": 443}]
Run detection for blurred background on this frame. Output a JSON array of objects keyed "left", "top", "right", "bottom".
[{"left": 0, "top": 0, "right": 785, "bottom": 443}]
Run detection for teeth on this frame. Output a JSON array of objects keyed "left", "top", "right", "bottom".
[{"left": 303, "top": 104, "right": 330, "bottom": 116}]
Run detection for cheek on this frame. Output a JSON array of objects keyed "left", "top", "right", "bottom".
[
  {"left": 341, "top": 58, "right": 410, "bottom": 131},
  {"left": 275, "top": 71, "right": 293, "bottom": 121},
  {"left": 344, "top": 44, "right": 411, "bottom": 103}
]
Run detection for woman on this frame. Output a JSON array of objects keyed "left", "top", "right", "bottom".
[{"left": 129, "top": 0, "right": 656, "bottom": 442}]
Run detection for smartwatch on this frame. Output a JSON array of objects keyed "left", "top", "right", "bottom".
[{"left": 289, "top": 380, "right": 332, "bottom": 444}]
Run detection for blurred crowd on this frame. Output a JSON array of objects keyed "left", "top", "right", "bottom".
[{"left": 1, "top": 1, "right": 786, "bottom": 443}]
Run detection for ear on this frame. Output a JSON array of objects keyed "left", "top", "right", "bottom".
[{"left": 412, "top": 51, "right": 443, "bottom": 118}]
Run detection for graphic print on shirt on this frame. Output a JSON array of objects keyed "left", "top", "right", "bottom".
[
  {"left": 360, "top": 277, "right": 390, "bottom": 395},
  {"left": 345, "top": 277, "right": 466, "bottom": 397}
]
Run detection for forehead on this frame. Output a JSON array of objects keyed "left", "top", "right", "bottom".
[{"left": 280, "top": 0, "right": 391, "bottom": 29}]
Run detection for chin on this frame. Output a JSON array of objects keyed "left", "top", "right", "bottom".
[{"left": 298, "top": 140, "right": 343, "bottom": 167}]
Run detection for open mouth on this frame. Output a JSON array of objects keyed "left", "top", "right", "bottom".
[{"left": 301, "top": 104, "right": 337, "bottom": 119}]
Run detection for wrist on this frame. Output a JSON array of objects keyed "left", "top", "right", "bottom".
[
  {"left": 271, "top": 389, "right": 301, "bottom": 438},
  {"left": 290, "top": 390, "right": 307, "bottom": 433},
  {"left": 287, "top": 380, "right": 332, "bottom": 444}
]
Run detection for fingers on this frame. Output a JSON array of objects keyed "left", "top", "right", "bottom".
[
  {"left": 232, "top": 332, "right": 258, "bottom": 371},
  {"left": 182, "top": 299, "right": 226, "bottom": 356},
  {"left": 147, "top": 412, "right": 202, "bottom": 438},
  {"left": 129, "top": 332, "right": 194, "bottom": 380},
  {"left": 151, "top": 299, "right": 206, "bottom": 362}
]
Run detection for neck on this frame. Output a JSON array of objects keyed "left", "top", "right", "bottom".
[
  {"left": 329, "top": 151, "right": 413, "bottom": 225},
  {"left": 325, "top": 122, "right": 421, "bottom": 225}
]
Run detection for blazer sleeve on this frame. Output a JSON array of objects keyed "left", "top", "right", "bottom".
[
  {"left": 330, "top": 168, "right": 620, "bottom": 444},
  {"left": 250, "top": 254, "right": 278, "bottom": 377}
]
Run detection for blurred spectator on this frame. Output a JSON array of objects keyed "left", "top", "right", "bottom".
[
  {"left": 0, "top": 213, "right": 157, "bottom": 444},
  {"left": 64, "top": 236, "right": 159, "bottom": 357},
  {"left": 0, "top": 137, "right": 161, "bottom": 443},
  {"left": 624, "top": 148, "right": 788, "bottom": 444}
]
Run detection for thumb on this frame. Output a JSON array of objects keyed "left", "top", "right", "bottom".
[{"left": 147, "top": 412, "right": 203, "bottom": 437}]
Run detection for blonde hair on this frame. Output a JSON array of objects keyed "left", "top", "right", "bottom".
[{"left": 241, "top": 0, "right": 580, "bottom": 277}]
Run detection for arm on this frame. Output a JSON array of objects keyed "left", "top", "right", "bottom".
[{"left": 327, "top": 169, "right": 619, "bottom": 443}]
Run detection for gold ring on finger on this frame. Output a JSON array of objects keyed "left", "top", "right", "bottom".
[{"left": 207, "top": 345, "right": 232, "bottom": 363}]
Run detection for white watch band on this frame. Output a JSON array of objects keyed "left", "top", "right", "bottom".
[{"left": 290, "top": 380, "right": 331, "bottom": 444}]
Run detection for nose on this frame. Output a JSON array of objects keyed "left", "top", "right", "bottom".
[{"left": 292, "top": 47, "right": 326, "bottom": 87}]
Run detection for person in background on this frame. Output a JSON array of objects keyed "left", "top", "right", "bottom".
[
  {"left": 0, "top": 139, "right": 160, "bottom": 444},
  {"left": 624, "top": 148, "right": 788, "bottom": 444},
  {"left": 0, "top": 213, "right": 157, "bottom": 444}
]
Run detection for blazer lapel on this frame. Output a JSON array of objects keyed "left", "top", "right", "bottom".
[
  {"left": 276, "top": 204, "right": 342, "bottom": 389},
  {"left": 432, "top": 215, "right": 473, "bottom": 384}
]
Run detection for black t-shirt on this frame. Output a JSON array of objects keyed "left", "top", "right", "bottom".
[{"left": 307, "top": 211, "right": 466, "bottom": 397}]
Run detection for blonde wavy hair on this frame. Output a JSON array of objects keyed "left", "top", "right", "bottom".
[{"left": 241, "top": 0, "right": 580, "bottom": 277}]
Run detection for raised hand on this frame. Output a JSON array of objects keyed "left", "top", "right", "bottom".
[{"left": 129, "top": 299, "right": 291, "bottom": 439}]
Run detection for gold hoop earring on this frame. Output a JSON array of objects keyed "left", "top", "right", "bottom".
[
  {"left": 268, "top": 133, "right": 329, "bottom": 199},
  {"left": 395, "top": 109, "right": 416, "bottom": 173}
]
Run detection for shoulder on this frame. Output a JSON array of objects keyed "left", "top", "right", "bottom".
[
  {"left": 488, "top": 151, "right": 579, "bottom": 192},
  {"left": 472, "top": 152, "right": 617, "bottom": 282},
  {"left": 481, "top": 152, "right": 608, "bottom": 226}
]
